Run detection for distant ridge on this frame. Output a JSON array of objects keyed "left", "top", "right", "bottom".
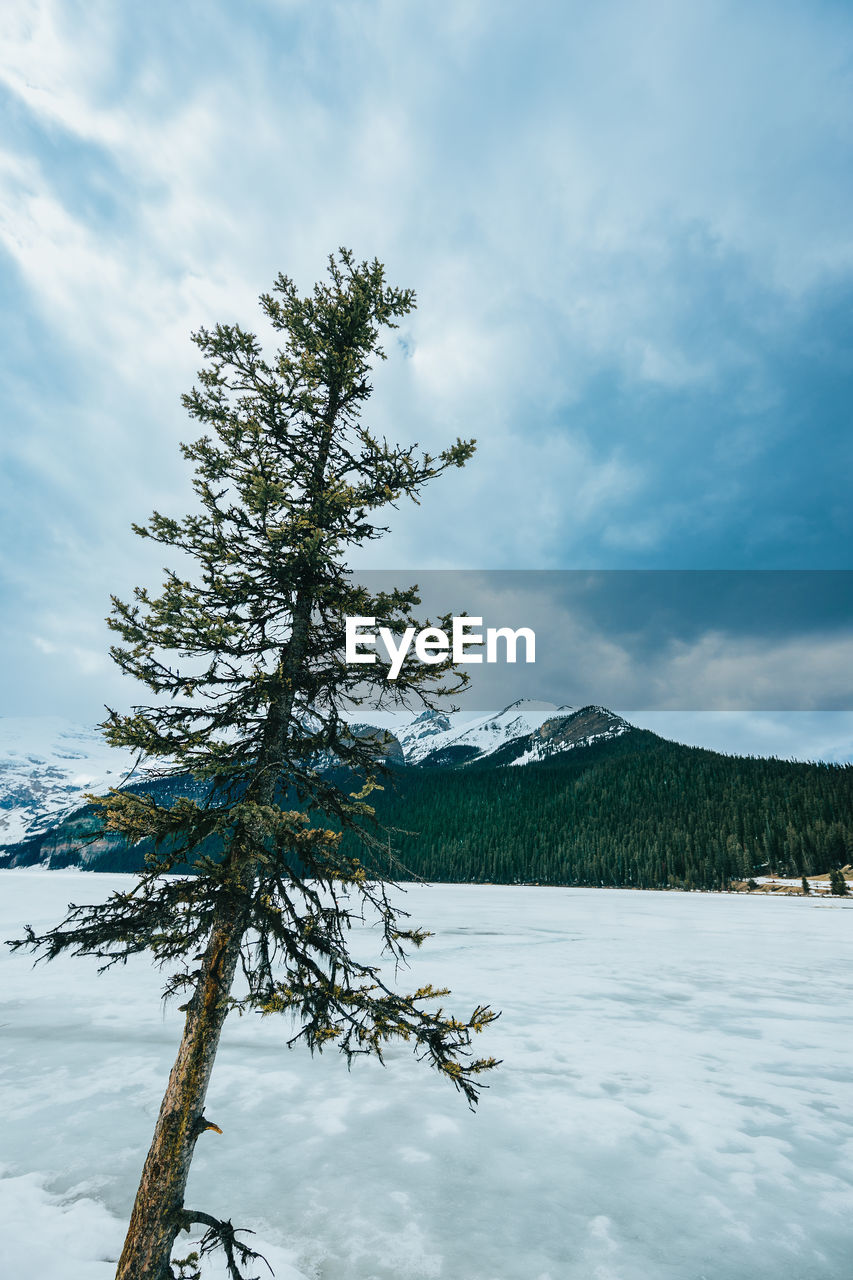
[
  {"left": 2, "top": 704, "right": 851, "bottom": 892},
  {"left": 0, "top": 701, "right": 616, "bottom": 844}
]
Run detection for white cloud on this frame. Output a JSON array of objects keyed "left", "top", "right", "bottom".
[
  {"left": 1, "top": 0, "right": 852, "bottom": 720},
  {"left": 33, "top": 635, "right": 107, "bottom": 676}
]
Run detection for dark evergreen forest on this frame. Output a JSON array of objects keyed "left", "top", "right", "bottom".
[{"left": 350, "top": 730, "right": 853, "bottom": 890}]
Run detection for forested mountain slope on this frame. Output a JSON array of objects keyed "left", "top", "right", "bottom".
[
  {"left": 358, "top": 733, "right": 853, "bottom": 890},
  {"left": 4, "top": 715, "right": 850, "bottom": 891}
]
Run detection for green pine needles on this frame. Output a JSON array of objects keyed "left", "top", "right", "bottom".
[{"left": 11, "top": 251, "right": 498, "bottom": 1280}]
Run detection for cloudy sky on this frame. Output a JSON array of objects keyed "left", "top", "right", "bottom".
[{"left": 1, "top": 1, "right": 851, "bottom": 756}]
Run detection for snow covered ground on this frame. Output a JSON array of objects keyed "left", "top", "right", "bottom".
[{"left": 1, "top": 872, "right": 852, "bottom": 1280}]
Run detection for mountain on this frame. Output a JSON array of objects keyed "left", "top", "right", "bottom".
[
  {"left": 485, "top": 704, "right": 630, "bottom": 767},
  {"left": 345, "top": 723, "right": 406, "bottom": 765},
  {"left": 399, "top": 700, "right": 573, "bottom": 766},
  {"left": 0, "top": 718, "right": 144, "bottom": 846},
  {"left": 2, "top": 704, "right": 851, "bottom": 892},
  {"left": 393, "top": 701, "right": 631, "bottom": 767},
  {"left": 0, "top": 702, "right": 622, "bottom": 847},
  {"left": 356, "top": 732, "right": 853, "bottom": 891},
  {"left": 0, "top": 716, "right": 402, "bottom": 853},
  {"left": 0, "top": 703, "right": 647, "bottom": 872},
  {"left": 393, "top": 708, "right": 454, "bottom": 760}
]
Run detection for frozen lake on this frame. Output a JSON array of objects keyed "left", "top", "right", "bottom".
[{"left": 1, "top": 871, "right": 852, "bottom": 1279}]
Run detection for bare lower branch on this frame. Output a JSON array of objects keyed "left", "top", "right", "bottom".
[{"left": 178, "top": 1209, "right": 274, "bottom": 1280}]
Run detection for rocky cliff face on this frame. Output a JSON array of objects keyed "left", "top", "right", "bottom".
[
  {"left": 504, "top": 706, "right": 630, "bottom": 766},
  {"left": 348, "top": 724, "right": 406, "bottom": 765},
  {"left": 410, "top": 703, "right": 632, "bottom": 768}
]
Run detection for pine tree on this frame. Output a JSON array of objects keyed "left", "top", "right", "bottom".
[
  {"left": 10, "top": 251, "right": 499, "bottom": 1280},
  {"left": 830, "top": 867, "right": 849, "bottom": 896}
]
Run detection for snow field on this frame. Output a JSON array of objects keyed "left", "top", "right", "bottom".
[{"left": 1, "top": 871, "right": 852, "bottom": 1279}]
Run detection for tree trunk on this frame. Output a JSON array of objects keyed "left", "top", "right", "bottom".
[
  {"left": 115, "top": 908, "right": 245, "bottom": 1280},
  {"left": 114, "top": 640, "right": 307, "bottom": 1277},
  {"left": 115, "top": 434, "right": 332, "bottom": 1278}
]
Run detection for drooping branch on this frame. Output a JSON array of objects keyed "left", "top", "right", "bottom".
[{"left": 176, "top": 1209, "right": 273, "bottom": 1280}]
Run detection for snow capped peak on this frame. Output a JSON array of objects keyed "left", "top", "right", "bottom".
[
  {"left": 510, "top": 705, "right": 631, "bottom": 766},
  {"left": 410, "top": 709, "right": 449, "bottom": 726},
  {"left": 0, "top": 717, "right": 143, "bottom": 846},
  {"left": 396, "top": 699, "right": 571, "bottom": 765},
  {"left": 391, "top": 700, "right": 633, "bottom": 767},
  {"left": 395, "top": 708, "right": 454, "bottom": 759}
]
